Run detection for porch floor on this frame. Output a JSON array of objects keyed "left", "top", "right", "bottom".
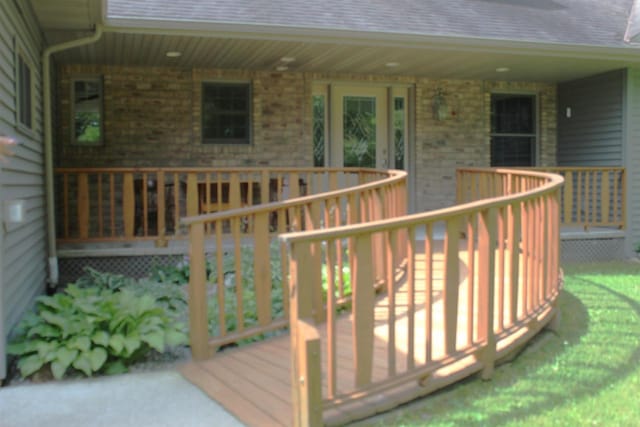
[{"left": 178, "top": 247, "right": 551, "bottom": 427}]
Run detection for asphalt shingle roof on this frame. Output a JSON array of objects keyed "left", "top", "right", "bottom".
[{"left": 107, "top": 0, "right": 636, "bottom": 48}]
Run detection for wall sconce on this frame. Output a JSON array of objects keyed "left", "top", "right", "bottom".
[
  {"left": 4, "top": 199, "right": 26, "bottom": 226},
  {"left": 432, "top": 88, "right": 449, "bottom": 121}
]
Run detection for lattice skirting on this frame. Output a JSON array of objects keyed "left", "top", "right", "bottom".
[
  {"left": 58, "top": 237, "right": 626, "bottom": 285},
  {"left": 560, "top": 237, "right": 625, "bottom": 263},
  {"left": 58, "top": 255, "right": 185, "bottom": 285}
]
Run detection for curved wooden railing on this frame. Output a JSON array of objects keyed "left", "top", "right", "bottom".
[
  {"left": 181, "top": 168, "right": 407, "bottom": 358},
  {"left": 281, "top": 168, "right": 563, "bottom": 426}
]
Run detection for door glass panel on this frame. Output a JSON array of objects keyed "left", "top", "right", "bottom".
[
  {"left": 312, "top": 95, "right": 326, "bottom": 167},
  {"left": 393, "top": 97, "right": 405, "bottom": 170},
  {"left": 343, "top": 96, "right": 376, "bottom": 167}
]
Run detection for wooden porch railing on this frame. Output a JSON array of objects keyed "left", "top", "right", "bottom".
[
  {"left": 457, "top": 167, "right": 625, "bottom": 229},
  {"left": 53, "top": 167, "right": 390, "bottom": 242},
  {"left": 181, "top": 168, "right": 407, "bottom": 358},
  {"left": 281, "top": 168, "right": 563, "bottom": 426}
]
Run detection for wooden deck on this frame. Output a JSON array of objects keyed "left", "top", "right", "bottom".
[{"left": 179, "top": 245, "right": 556, "bottom": 426}]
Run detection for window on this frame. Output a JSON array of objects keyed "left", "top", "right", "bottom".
[
  {"left": 16, "top": 53, "right": 33, "bottom": 129},
  {"left": 312, "top": 94, "right": 326, "bottom": 166},
  {"left": 72, "top": 78, "right": 103, "bottom": 145},
  {"left": 202, "top": 82, "right": 251, "bottom": 144},
  {"left": 490, "top": 94, "right": 536, "bottom": 167}
]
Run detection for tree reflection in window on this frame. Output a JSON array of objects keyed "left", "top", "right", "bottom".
[
  {"left": 73, "top": 79, "right": 102, "bottom": 145},
  {"left": 312, "top": 95, "right": 325, "bottom": 167},
  {"left": 394, "top": 97, "right": 405, "bottom": 170}
]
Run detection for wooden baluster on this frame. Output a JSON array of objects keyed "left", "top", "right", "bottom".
[
  {"left": 406, "top": 227, "right": 416, "bottom": 371},
  {"left": 216, "top": 225, "right": 226, "bottom": 336},
  {"left": 63, "top": 173, "right": 69, "bottom": 238},
  {"left": 496, "top": 206, "right": 506, "bottom": 331},
  {"left": 508, "top": 201, "right": 521, "bottom": 325},
  {"left": 261, "top": 170, "right": 270, "bottom": 204},
  {"left": 385, "top": 229, "right": 397, "bottom": 377},
  {"left": 601, "top": 171, "right": 610, "bottom": 225},
  {"left": 173, "top": 173, "right": 180, "bottom": 235},
  {"left": 307, "top": 200, "right": 324, "bottom": 323},
  {"left": 563, "top": 171, "right": 573, "bottom": 225},
  {"left": 186, "top": 173, "right": 198, "bottom": 217},
  {"left": 477, "top": 207, "right": 497, "bottom": 380},
  {"left": 230, "top": 173, "right": 241, "bottom": 209},
  {"left": 290, "top": 172, "right": 300, "bottom": 199},
  {"left": 110, "top": 174, "right": 115, "bottom": 237},
  {"left": 77, "top": 173, "right": 89, "bottom": 239},
  {"left": 97, "top": 174, "right": 103, "bottom": 237},
  {"left": 157, "top": 172, "right": 165, "bottom": 239},
  {"left": 444, "top": 216, "right": 461, "bottom": 356},
  {"left": 466, "top": 214, "right": 475, "bottom": 346},
  {"left": 326, "top": 238, "right": 337, "bottom": 399},
  {"left": 188, "top": 222, "right": 210, "bottom": 360},
  {"left": 289, "top": 240, "right": 322, "bottom": 427},
  {"left": 329, "top": 171, "right": 338, "bottom": 191},
  {"left": 233, "top": 217, "right": 244, "bottom": 331},
  {"left": 123, "top": 173, "right": 135, "bottom": 237},
  {"left": 142, "top": 173, "right": 149, "bottom": 236},
  {"left": 424, "top": 223, "right": 433, "bottom": 363},
  {"left": 353, "top": 234, "right": 375, "bottom": 387},
  {"left": 254, "top": 211, "right": 272, "bottom": 327}
]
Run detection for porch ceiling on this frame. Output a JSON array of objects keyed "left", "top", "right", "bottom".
[
  {"left": 29, "top": 1, "right": 640, "bottom": 83},
  {"left": 42, "top": 31, "right": 640, "bottom": 83}
]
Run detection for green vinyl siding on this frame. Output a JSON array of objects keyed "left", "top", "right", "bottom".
[
  {"left": 557, "top": 70, "right": 624, "bottom": 167},
  {"left": 0, "top": 0, "right": 47, "bottom": 380}
]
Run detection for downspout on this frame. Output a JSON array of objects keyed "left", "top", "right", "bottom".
[{"left": 43, "top": 24, "right": 103, "bottom": 287}]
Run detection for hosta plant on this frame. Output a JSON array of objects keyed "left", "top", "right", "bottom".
[{"left": 7, "top": 285, "right": 188, "bottom": 380}]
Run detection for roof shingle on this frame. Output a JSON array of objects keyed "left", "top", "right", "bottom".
[{"left": 106, "top": 0, "right": 636, "bottom": 47}]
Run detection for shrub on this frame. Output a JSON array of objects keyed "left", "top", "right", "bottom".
[{"left": 7, "top": 285, "right": 188, "bottom": 379}]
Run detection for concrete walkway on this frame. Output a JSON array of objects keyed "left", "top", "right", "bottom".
[{"left": 0, "top": 370, "right": 245, "bottom": 427}]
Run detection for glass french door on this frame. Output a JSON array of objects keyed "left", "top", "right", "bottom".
[
  {"left": 330, "top": 86, "right": 389, "bottom": 168},
  {"left": 312, "top": 84, "right": 408, "bottom": 171}
]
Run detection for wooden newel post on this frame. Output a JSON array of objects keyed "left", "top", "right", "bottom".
[
  {"left": 188, "top": 222, "right": 210, "bottom": 360},
  {"left": 477, "top": 207, "right": 497, "bottom": 380},
  {"left": 288, "top": 241, "right": 323, "bottom": 427}
]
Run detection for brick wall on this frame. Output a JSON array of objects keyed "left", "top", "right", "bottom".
[
  {"left": 57, "top": 65, "right": 310, "bottom": 168},
  {"left": 56, "top": 64, "right": 557, "bottom": 212},
  {"left": 415, "top": 79, "right": 557, "bottom": 211}
]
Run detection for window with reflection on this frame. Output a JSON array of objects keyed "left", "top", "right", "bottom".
[
  {"left": 72, "top": 78, "right": 103, "bottom": 145},
  {"left": 490, "top": 94, "right": 536, "bottom": 166},
  {"left": 202, "top": 82, "right": 251, "bottom": 144}
]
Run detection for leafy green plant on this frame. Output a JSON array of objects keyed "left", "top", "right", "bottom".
[
  {"left": 75, "top": 266, "right": 137, "bottom": 290},
  {"left": 635, "top": 242, "right": 640, "bottom": 254},
  {"left": 205, "top": 245, "right": 285, "bottom": 342},
  {"left": 7, "top": 285, "right": 188, "bottom": 380}
]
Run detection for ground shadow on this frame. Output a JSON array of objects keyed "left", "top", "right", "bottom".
[{"left": 352, "top": 275, "right": 640, "bottom": 426}]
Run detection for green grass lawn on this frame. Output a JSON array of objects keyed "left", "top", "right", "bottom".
[{"left": 353, "top": 261, "right": 640, "bottom": 427}]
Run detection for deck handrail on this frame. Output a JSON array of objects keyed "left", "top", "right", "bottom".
[
  {"left": 280, "top": 167, "right": 563, "bottom": 426},
  {"left": 181, "top": 167, "right": 407, "bottom": 358}
]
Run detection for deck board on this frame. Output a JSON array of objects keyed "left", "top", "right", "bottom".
[{"left": 180, "top": 247, "right": 552, "bottom": 426}]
